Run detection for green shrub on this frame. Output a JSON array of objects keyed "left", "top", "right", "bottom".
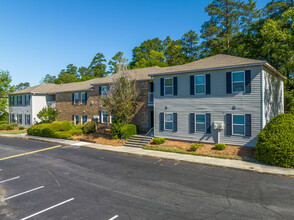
[
  {"left": 153, "top": 137, "right": 166, "bottom": 145},
  {"left": 19, "top": 126, "right": 25, "bottom": 130},
  {"left": 0, "top": 112, "right": 9, "bottom": 123},
  {"left": 0, "top": 123, "right": 17, "bottom": 130},
  {"left": 68, "top": 129, "right": 83, "bottom": 136},
  {"left": 190, "top": 143, "right": 200, "bottom": 151},
  {"left": 75, "top": 123, "right": 84, "bottom": 130},
  {"left": 55, "top": 131, "right": 73, "bottom": 139},
  {"left": 83, "top": 121, "right": 96, "bottom": 134},
  {"left": 49, "top": 121, "right": 74, "bottom": 132},
  {"left": 0, "top": 121, "right": 7, "bottom": 125},
  {"left": 41, "top": 128, "right": 56, "bottom": 137},
  {"left": 215, "top": 143, "right": 226, "bottom": 150},
  {"left": 120, "top": 124, "right": 138, "bottom": 139},
  {"left": 111, "top": 118, "right": 123, "bottom": 139},
  {"left": 255, "top": 114, "right": 294, "bottom": 168}
]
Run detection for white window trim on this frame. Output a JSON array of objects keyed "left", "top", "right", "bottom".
[
  {"left": 232, "top": 114, "right": 245, "bottom": 136},
  {"left": 232, "top": 71, "right": 245, "bottom": 93},
  {"left": 101, "top": 86, "right": 107, "bottom": 96},
  {"left": 81, "top": 92, "right": 86, "bottom": 104},
  {"left": 164, "top": 77, "right": 173, "bottom": 96},
  {"left": 195, "top": 113, "right": 206, "bottom": 133},
  {"left": 164, "top": 112, "right": 173, "bottom": 131},
  {"left": 102, "top": 110, "right": 108, "bottom": 123},
  {"left": 74, "top": 93, "right": 79, "bottom": 105},
  {"left": 194, "top": 75, "right": 206, "bottom": 95}
]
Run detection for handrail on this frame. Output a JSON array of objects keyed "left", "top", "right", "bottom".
[{"left": 139, "top": 127, "right": 154, "bottom": 147}]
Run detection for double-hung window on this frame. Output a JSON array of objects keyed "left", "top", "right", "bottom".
[
  {"left": 195, "top": 114, "right": 206, "bottom": 132},
  {"left": 75, "top": 115, "right": 79, "bottom": 125},
  {"left": 26, "top": 114, "right": 30, "bottom": 125},
  {"left": 74, "top": 93, "right": 79, "bottom": 105},
  {"left": 164, "top": 78, "right": 173, "bottom": 95},
  {"left": 101, "top": 86, "right": 107, "bottom": 96},
  {"left": 232, "top": 72, "right": 245, "bottom": 93},
  {"left": 102, "top": 110, "right": 108, "bottom": 123},
  {"left": 233, "top": 115, "right": 245, "bottom": 135},
  {"left": 18, "top": 114, "right": 22, "bottom": 124},
  {"left": 81, "top": 92, "right": 86, "bottom": 104},
  {"left": 164, "top": 113, "right": 173, "bottom": 130},
  {"left": 17, "top": 95, "right": 22, "bottom": 106},
  {"left": 25, "top": 95, "right": 30, "bottom": 105},
  {"left": 195, "top": 75, "right": 205, "bottom": 94}
]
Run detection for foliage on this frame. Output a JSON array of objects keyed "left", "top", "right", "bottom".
[
  {"left": 0, "top": 70, "right": 13, "bottom": 116},
  {"left": 102, "top": 64, "right": 139, "bottom": 125},
  {"left": 83, "top": 121, "right": 96, "bottom": 134},
  {"left": 0, "top": 123, "right": 18, "bottom": 130},
  {"left": 153, "top": 137, "right": 166, "bottom": 145},
  {"left": 0, "top": 112, "right": 9, "bottom": 123},
  {"left": 13, "top": 82, "right": 30, "bottom": 91},
  {"left": 110, "top": 118, "right": 124, "bottom": 139},
  {"left": 215, "top": 143, "right": 226, "bottom": 150},
  {"left": 255, "top": 114, "right": 294, "bottom": 168},
  {"left": 108, "top": 51, "right": 125, "bottom": 74},
  {"left": 88, "top": 52, "right": 108, "bottom": 78},
  {"left": 18, "top": 126, "right": 25, "bottom": 130},
  {"left": 49, "top": 121, "right": 74, "bottom": 131},
  {"left": 190, "top": 143, "right": 201, "bottom": 151},
  {"left": 120, "top": 124, "right": 138, "bottom": 139},
  {"left": 37, "top": 106, "right": 58, "bottom": 123}
]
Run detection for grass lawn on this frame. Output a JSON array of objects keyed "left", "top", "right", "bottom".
[{"left": 0, "top": 130, "right": 27, "bottom": 134}]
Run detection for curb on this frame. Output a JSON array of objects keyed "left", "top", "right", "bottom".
[{"left": 0, "top": 134, "right": 293, "bottom": 177}]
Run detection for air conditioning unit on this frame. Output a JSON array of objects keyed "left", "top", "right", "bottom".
[{"left": 213, "top": 121, "right": 224, "bottom": 130}]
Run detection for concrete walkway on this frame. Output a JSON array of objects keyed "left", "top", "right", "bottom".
[{"left": 0, "top": 133, "right": 293, "bottom": 177}]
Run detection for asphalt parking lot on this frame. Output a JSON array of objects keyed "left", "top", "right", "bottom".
[{"left": 0, "top": 137, "right": 293, "bottom": 220}]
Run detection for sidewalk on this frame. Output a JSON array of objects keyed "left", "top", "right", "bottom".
[{"left": 0, "top": 133, "right": 293, "bottom": 177}]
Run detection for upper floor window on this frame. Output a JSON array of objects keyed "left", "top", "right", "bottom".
[
  {"left": 74, "top": 93, "right": 79, "bottom": 105},
  {"left": 25, "top": 95, "right": 30, "bottom": 105},
  {"left": 17, "top": 95, "right": 22, "bottom": 106},
  {"left": 195, "top": 114, "right": 206, "bottom": 133},
  {"left": 81, "top": 92, "right": 86, "bottom": 104},
  {"left": 195, "top": 75, "right": 205, "bottom": 94},
  {"left": 232, "top": 71, "right": 245, "bottom": 93},
  {"left": 164, "top": 78, "right": 173, "bottom": 95},
  {"left": 233, "top": 115, "right": 245, "bottom": 135},
  {"left": 164, "top": 113, "right": 173, "bottom": 130},
  {"left": 101, "top": 86, "right": 107, "bottom": 96}
]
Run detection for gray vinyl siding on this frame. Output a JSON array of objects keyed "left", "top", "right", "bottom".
[
  {"left": 262, "top": 67, "right": 284, "bottom": 127},
  {"left": 154, "top": 66, "right": 263, "bottom": 147}
]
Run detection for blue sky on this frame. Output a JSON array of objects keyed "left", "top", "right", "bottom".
[{"left": 0, "top": 0, "right": 271, "bottom": 86}]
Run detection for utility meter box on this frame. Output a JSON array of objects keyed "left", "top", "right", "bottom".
[{"left": 213, "top": 121, "right": 224, "bottom": 130}]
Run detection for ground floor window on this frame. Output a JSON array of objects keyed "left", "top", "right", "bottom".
[
  {"left": 195, "top": 114, "right": 206, "bottom": 132},
  {"left": 102, "top": 111, "right": 107, "bottom": 123},
  {"left": 233, "top": 115, "right": 245, "bottom": 135},
  {"left": 164, "top": 113, "right": 173, "bottom": 130},
  {"left": 82, "top": 115, "right": 87, "bottom": 124},
  {"left": 17, "top": 114, "right": 22, "bottom": 124},
  {"left": 25, "top": 114, "right": 31, "bottom": 125},
  {"left": 75, "top": 115, "right": 79, "bottom": 125}
]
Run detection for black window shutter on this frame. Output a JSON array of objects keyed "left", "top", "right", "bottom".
[
  {"left": 24, "top": 114, "right": 26, "bottom": 124},
  {"left": 226, "top": 72, "right": 232, "bottom": 94},
  {"left": 226, "top": 114, "right": 232, "bottom": 135},
  {"left": 206, "top": 74, "right": 211, "bottom": 94},
  {"left": 159, "top": 113, "right": 164, "bottom": 131},
  {"left": 190, "top": 75, "right": 194, "bottom": 95},
  {"left": 28, "top": 95, "right": 31, "bottom": 105},
  {"left": 173, "top": 77, "right": 178, "bottom": 96},
  {"left": 99, "top": 86, "right": 102, "bottom": 95},
  {"left": 206, "top": 113, "right": 211, "bottom": 134},
  {"left": 189, "top": 113, "right": 195, "bottom": 133},
  {"left": 72, "top": 115, "right": 74, "bottom": 122},
  {"left": 20, "top": 96, "right": 23, "bottom": 105},
  {"left": 245, "top": 70, "right": 251, "bottom": 93},
  {"left": 99, "top": 111, "right": 102, "bottom": 123},
  {"left": 85, "top": 92, "right": 88, "bottom": 105},
  {"left": 245, "top": 114, "right": 251, "bottom": 137},
  {"left": 160, "top": 78, "right": 164, "bottom": 96},
  {"left": 173, "top": 113, "right": 177, "bottom": 131},
  {"left": 72, "top": 93, "right": 74, "bottom": 105},
  {"left": 24, "top": 95, "right": 26, "bottom": 105}
]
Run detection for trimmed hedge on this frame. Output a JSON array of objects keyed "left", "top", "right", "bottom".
[
  {"left": 0, "top": 123, "right": 18, "bottom": 130},
  {"left": 120, "top": 124, "right": 138, "bottom": 139},
  {"left": 153, "top": 137, "right": 166, "bottom": 145},
  {"left": 49, "top": 121, "right": 74, "bottom": 131},
  {"left": 215, "top": 143, "right": 226, "bottom": 150},
  {"left": 19, "top": 126, "right": 25, "bottom": 130},
  {"left": 83, "top": 121, "right": 96, "bottom": 134},
  {"left": 255, "top": 114, "right": 294, "bottom": 168}
]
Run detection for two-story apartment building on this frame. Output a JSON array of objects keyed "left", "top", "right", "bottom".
[
  {"left": 8, "top": 54, "right": 285, "bottom": 147},
  {"left": 149, "top": 54, "right": 285, "bottom": 147}
]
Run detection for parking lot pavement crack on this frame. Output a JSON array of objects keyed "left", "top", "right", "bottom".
[
  {"left": 47, "top": 170, "right": 61, "bottom": 187},
  {"left": 257, "top": 202, "right": 286, "bottom": 219}
]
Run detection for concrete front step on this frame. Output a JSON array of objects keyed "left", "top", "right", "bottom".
[{"left": 123, "top": 135, "right": 153, "bottom": 148}]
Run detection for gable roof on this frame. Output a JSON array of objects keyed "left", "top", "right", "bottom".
[{"left": 10, "top": 54, "right": 285, "bottom": 95}]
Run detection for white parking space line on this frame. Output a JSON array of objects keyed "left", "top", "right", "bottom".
[
  {"left": 20, "top": 198, "right": 74, "bottom": 220},
  {"left": 0, "top": 176, "right": 20, "bottom": 184},
  {"left": 109, "top": 215, "right": 119, "bottom": 220},
  {"left": 5, "top": 186, "right": 44, "bottom": 201},
  {"left": 71, "top": 142, "right": 90, "bottom": 146}
]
